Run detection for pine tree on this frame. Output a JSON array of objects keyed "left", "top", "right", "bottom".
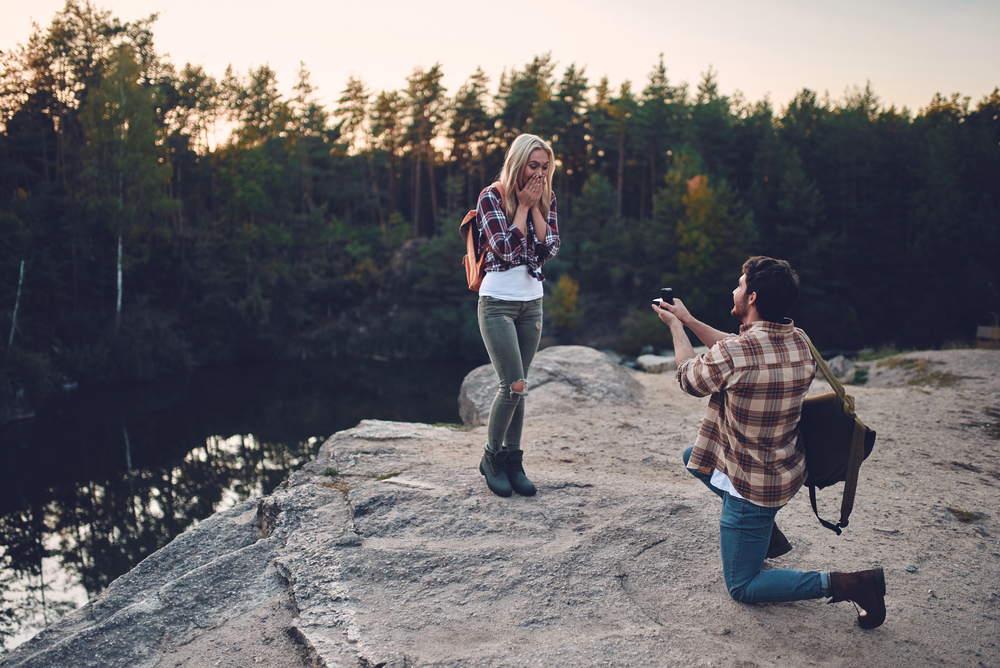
[
  {"left": 80, "top": 45, "right": 172, "bottom": 330},
  {"left": 405, "top": 64, "right": 446, "bottom": 236}
]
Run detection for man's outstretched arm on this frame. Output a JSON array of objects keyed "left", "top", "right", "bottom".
[{"left": 652, "top": 298, "right": 731, "bottom": 361}]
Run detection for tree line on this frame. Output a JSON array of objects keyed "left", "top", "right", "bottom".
[{"left": 1, "top": 1, "right": 998, "bottom": 414}]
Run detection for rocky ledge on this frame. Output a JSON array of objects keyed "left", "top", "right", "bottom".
[{"left": 3, "top": 346, "right": 998, "bottom": 667}]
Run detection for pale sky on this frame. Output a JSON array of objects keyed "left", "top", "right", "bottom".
[{"left": 3, "top": 0, "right": 999, "bottom": 115}]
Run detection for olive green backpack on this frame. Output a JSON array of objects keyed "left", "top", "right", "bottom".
[{"left": 797, "top": 330, "right": 878, "bottom": 535}]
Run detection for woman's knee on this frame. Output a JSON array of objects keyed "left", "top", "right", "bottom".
[
  {"left": 682, "top": 446, "right": 694, "bottom": 466},
  {"left": 495, "top": 378, "right": 527, "bottom": 400}
]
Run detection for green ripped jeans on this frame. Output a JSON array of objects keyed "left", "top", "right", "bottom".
[{"left": 477, "top": 295, "right": 543, "bottom": 452}]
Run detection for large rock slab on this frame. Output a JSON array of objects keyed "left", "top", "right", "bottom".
[
  {"left": 1, "top": 498, "right": 295, "bottom": 668},
  {"left": 458, "top": 345, "right": 644, "bottom": 425},
  {"left": 5, "top": 350, "right": 999, "bottom": 668}
]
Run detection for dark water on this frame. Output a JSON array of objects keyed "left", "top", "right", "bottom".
[{"left": 0, "top": 357, "right": 474, "bottom": 649}]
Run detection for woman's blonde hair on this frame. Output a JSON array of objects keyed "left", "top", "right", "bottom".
[{"left": 498, "top": 134, "right": 554, "bottom": 221}]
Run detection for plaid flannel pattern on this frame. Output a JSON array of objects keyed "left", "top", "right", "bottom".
[
  {"left": 475, "top": 185, "right": 560, "bottom": 280},
  {"left": 678, "top": 320, "right": 816, "bottom": 507}
]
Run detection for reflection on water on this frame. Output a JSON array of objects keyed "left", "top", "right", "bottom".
[{"left": 0, "top": 357, "right": 474, "bottom": 650}]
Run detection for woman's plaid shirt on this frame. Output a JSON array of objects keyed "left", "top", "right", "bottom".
[
  {"left": 475, "top": 185, "right": 560, "bottom": 280},
  {"left": 678, "top": 320, "right": 816, "bottom": 507}
]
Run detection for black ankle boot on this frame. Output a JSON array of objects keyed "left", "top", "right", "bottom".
[
  {"left": 766, "top": 523, "right": 793, "bottom": 559},
  {"left": 830, "top": 568, "right": 886, "bottom": 629},
  {"left": 480, "top": 448, "right": 512, "bottom": 497},
  {"left": 504, "top": 449, "right": 536, "bottom": 496}
]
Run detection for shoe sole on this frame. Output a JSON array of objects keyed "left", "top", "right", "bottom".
[
  {"left": 480, "top": 461, "right": 512, "bottom": 497},
  {"left": 857, "top": 568, "right": 887, "bottom": 629},
  {"left": 510, "top": 484, "right": 536, "bottom": 497}
]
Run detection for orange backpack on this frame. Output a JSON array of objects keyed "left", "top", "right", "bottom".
[{"left": 459, "top": 182, "right": 504, "bottom": 292}]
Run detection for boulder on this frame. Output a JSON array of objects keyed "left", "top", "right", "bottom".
[
  {"left": 458, "top": 345, "right": 644, "bottom": 425},
  {"left": 636, "top": 346, "right": 711, "bottom": 374},
  {"left": 636, "top": 354, "right": 675, "bottom": 373},
  {"left": 827, "top": 355, "right": 856, "bottom": 383}
]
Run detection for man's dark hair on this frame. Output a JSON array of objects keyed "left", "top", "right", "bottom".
[{"left": 742, "top": 256, "right": 800, "bottom": 322}]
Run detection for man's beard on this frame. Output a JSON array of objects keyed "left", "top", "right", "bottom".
[{"left": 731, "top": 294, "right": 749, "bottom": 320}]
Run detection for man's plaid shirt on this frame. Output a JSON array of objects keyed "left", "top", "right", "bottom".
[
  {"left": 475, "top": 184, "right": 560, "bottom": 280},
  {"left": 677, "top": 320, "right": 816, "bottom": 507}
]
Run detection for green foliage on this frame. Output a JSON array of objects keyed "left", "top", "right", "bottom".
[
  {"left": 1, "top": 2, "right": 998, "bottom": 401},
  {"left": 496, "top": 54, "right": 555, "bottom": 139},
  {"left": 855, "top": 346, "right": 917, "bottom": 362},
  {"left": 675, "top": 169, "right": 758, "bottom": 323},
  {"left": 575, "top": 172, "right": 615, "bottom": 237},
  {"left": 548, "top": 275, "right": 581, "bottom": 330},
  {"left": 381, "top": 211, "right": 411, "bottom": 247},
  {"left": 79, "top": 44, "right": 173, "bottom": 330},
  {"left": 618, "top": 309, "right": 674, "bottom": 356},
  {"left": 70, "top": 304, "right": 191, "bottom": 381}
]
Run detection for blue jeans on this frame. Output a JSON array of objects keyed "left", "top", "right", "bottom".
[
  {"left": 683, "top": 447, "right": 830, "bottom": 603},
  {"left": 478, "top": 296, "right": 543, "bottom": 452}
]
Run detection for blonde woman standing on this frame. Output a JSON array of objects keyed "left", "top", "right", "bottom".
[{"left": 475, "top": 134, "right": 561, "bottom": 497}]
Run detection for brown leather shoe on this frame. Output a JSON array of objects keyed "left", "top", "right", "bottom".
[
  {"left": 830, "top": 568, "right": 886, "bottom": 629},
  {"left": 766, "top": 523, "right": 792, "bottom": 559}
]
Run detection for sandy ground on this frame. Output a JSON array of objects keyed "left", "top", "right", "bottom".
[
  {"left": 457, "top": 347, "right": 1000, "bottom": 668},
  {"left": 76, "top": 348, "right": 1000, "bottom": 667}
]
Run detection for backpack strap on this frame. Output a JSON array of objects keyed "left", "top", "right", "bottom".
[
  {"left": 464, "top": 182, "right": 506, "bottom": 255},
  {"left": 798, "top": 328, "right": 849, "bottom": 404},
  {"left": 809, "top": 486, "right": 842, "bottom": 534},
  {"left": 838, "top": 418, "right": 869, "bottom": 529},
  {"left": 488, "top": 182, "right": 506, "bottom": 229},
  {"left": 798, "top": 328, "right": 867, "bottom": 534}
]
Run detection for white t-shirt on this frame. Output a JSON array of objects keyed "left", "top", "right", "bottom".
[
  {"left": 711, "top": 469, "right": 746, "bottom": 500},
  {"left": 479, "top": 265, "right": 543, "bottom": 301}
]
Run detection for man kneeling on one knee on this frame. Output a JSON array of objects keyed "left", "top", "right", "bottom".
[{"left": 652, "top": 256, "right": 886, "bottom": 629}]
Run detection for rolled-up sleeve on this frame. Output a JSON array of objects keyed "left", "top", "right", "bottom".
[
  {"left": 534, "top": 191, "right": 560, "bottom": 260},
  {"left": 677, "top": 341, "right": 736, "bottom": 398},
  {"left": 477, "top": 186, "right": 526, "bottom": 263}
]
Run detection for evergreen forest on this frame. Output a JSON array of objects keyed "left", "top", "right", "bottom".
[{"left": 2, "top": 2, "right": 999, "bottom": 418}]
